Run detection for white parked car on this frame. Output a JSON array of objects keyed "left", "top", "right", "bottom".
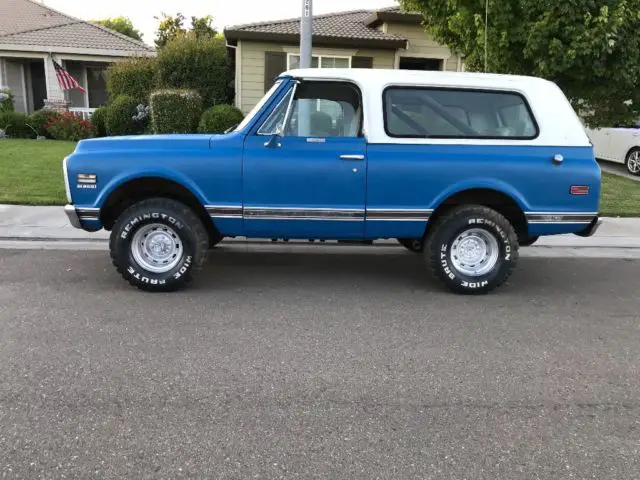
[{"left": 585, "top": 120, "right": 640, "bottom": 175}]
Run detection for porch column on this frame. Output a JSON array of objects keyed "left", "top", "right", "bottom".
[{"left": 43, "top": 55, "right": 65, "bottom": 102}]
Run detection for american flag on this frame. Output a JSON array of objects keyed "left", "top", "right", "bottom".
[{"left": 52, "top": 58, "right": 86, "bottom": 92}]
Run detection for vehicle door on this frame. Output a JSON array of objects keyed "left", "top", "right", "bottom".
[
  {"left": 242, "top": 80, "right": 367, "bottom": 239},
  {"left": 608, "top": 121, "right": 640, "bottom": 163}
]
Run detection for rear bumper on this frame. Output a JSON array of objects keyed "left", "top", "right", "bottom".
[
  {"left": 575, "top": 216, "right": 602, "bottom": 237},
  {"left": 64, "top": 205, "right": 101, "bottom": 231}
]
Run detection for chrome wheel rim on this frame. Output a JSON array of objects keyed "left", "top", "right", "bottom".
[
  {"left": 627, "top": 151, "right": 640, "bottom": 174},
  {"left": 131, "top": 223, "right": 183, "bottom": 273},
  {"left": 450, "top": 228, "right": 500, "bottom": 277}
]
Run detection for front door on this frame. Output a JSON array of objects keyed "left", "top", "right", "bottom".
[{"left": 242, "top": 80, "right": 366, "bottom": 239}]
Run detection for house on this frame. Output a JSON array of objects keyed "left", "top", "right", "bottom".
[
  {"left": 0, "top": 0, "right": 154, "bottom": 116},
  {"left": 224, "top": 6, "right": 464, "bottom": 114}
]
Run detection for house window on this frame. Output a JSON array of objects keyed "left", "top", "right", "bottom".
[{"left": 287, "top": 54, "right": 351, "bottom": 70}]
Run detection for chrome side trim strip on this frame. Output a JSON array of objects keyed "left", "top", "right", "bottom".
[
  {"left": 244, "top": 207, "right": 364, "bottom": 220},
  {"left": 526, "top": 213, "right": 597, "bottom": 223},
  {"left": 366, "top": 209, "right": 433, "bottom": 221},
  {"left": 206, "top": 205, "right": 243, "bottom": 218}
]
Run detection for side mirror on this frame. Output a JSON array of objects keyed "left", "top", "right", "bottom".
[{"left": 264, "top": 125, "right": 283, "bottom": 148}]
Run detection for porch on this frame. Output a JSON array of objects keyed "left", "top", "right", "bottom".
[{"left": 0, "top": 56, "right": 108, "bottom": 117}]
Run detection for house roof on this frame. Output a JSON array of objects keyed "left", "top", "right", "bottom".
[
  {"left": 0, "top": 0, "right": 154, "bottom": 56},
  {"left": 224, "top": 7, "right": 422, "bottom": 50}
]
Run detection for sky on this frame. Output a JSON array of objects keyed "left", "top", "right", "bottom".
[{"left": 42, "top": 0, "right": 398, "bottom": 45}]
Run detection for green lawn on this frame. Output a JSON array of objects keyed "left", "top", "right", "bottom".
[
  {"left": 0, "top": 139, "right": 75, "bottom": 205},
  {"left": 600, "top": 171, "right": 640, "bottom": 217},
  {"left": 0, "top": 139, "right": 639, "bottom": 216}
]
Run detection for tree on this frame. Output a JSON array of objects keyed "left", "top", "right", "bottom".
[
  {"left": 399, "top": 0, "right": 640, "bottom": 127},
  {"left": 154, "top": 13, "right": 218, "bottom": 48},
  {"left": 93, "top": 17, "right": 143, "bottom": 41}
]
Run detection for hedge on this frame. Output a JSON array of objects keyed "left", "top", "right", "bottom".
[
  {"left": 45, "top": 112, "right": 96, "bottom": 142},
  {"left": 155, "top": 36, "right": 233, "bottom": 108},
  {"left": 199, "top": 104, "right": 244, "bottom": 134},
  {"left": 0, "top": 111, "right": 34, "bottom": 138},
  {"left": 106, "top": 95, "right": 144, "bottom": 136},
  {"left": 0, "top": 88, "right": 14, "bottom": 113},
  {"left": 150, "top": 89, "right": 203, "bottom": 134},
  {"left": 28, "top": 109, "right": 62, "bottom": 138},
  {"left": 90, "top": 106, "right": 108, "bottom": 137},
  {"left": 106, "top": 57, "right": 157, "bottom": 103}
]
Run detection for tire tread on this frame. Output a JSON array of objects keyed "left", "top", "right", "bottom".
[
  {"left": 424, "top": 204, "right": 519, "bottom": 294},
  {"left": 109, "top": 197, "right": 209, "bottom": 292}
]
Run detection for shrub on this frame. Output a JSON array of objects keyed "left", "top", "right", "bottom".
[
  {"left": 28, "top": 109, "right": 62, "bottom": 138},
  {"left": 198, "top": 104, "right": 244, "bottom": 133},
  {"left": 45, "top": 112, "right": 96, "bottom": 141},
  {"left": 90, "top": 106, "right": 108, "bottom": 137},
  {"left": 150, "top": 89, "right": 202, "bottom": 134},
  {"left": 0, "top": 87, "right": 14, "bottom": 113},
  {"left": 155, "top": 36, "right": 233, "bottom": 108},
  {"left": 105, "top": 95, "right": 145, "bottom": 136},
  {"left": 0, "top": 111, "right": 35, "bottom": 138},
  {"left": 106, "top": 57, "right": 157, "bottom": 103}
]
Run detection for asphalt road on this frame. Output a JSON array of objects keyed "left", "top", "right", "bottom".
[{"left": 1, "top": 247, "right": 639, "bottom": 479}]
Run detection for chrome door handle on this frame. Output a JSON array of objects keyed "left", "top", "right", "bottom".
[{"left": 339, "top": 154, "right": 365, "bottom": 160}]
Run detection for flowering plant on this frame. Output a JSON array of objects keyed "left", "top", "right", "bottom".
[{"left": 45, "top": 112, "right": 96, "bottom": 141}]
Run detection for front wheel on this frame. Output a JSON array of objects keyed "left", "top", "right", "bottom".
[
  {"left": 424, "top": 205, "right": 519, "bottom": 294},
  {"left": 109, "top": 198, "right": 209, "bottom": 292},
  {"left": 625, "top": 148, "right": 640, "bottom": 176}
]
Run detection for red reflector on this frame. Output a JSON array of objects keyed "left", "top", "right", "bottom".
[{"left": 570, "top": 185, "right": 590, "bottom": 195}]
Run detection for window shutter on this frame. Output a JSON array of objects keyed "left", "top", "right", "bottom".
[
  {"left": 264, "top": 52, "right": 287, "bottom": 92},
  {"left": 351, "top": 56, "right": 374, "bottom": 69}
]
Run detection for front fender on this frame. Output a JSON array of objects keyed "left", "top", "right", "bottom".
[
  {"left": 430, "top": 177, "right": 531, "bottom": 212},
  {"left": 94, "top": 168, "right": 210, "bottom": 209}
]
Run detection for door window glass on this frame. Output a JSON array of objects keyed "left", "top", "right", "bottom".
[{"left": 285, "top": 81, "right": 362, "bottom": 137}]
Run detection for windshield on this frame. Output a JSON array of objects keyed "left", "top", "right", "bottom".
[{"left": 233, "top": 80, "right": 283, "bottom": 132}]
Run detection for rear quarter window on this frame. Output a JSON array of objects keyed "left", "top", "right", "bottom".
[{"left": 383, "top": 87, "right": 539, "bottom": 140}]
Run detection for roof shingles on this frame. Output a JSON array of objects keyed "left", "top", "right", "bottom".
[
  {"left": 0, "top": 0, "right": 154, "bottom": 54},
  {"left": 225, "top": 9, "right": 408, "bottom": 48}
]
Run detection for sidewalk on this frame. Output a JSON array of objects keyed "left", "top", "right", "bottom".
[{"left": 1, "top": 204, "right": 639, "bottom": 249}]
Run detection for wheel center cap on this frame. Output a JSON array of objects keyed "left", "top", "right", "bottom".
[
  {"left": 147, "top": 232, "right": 173, "bottom": 258},
  {"left": 457, "top": 236, "right": 486, "bottom": 264}
]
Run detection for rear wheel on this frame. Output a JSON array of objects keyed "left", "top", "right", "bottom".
[
  {"left": 397, "top": 238, "right": 423, "bottom": 253},
  {"left": 424, "top": 205, "right": 519, "bottom": 294},
  {"left": 109, "top": 198, "right": 209, "bottom": 292},
  {"left": 625, "top": 148, "right": 640, "bottom": 175}
]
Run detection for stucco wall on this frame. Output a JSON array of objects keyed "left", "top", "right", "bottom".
[
  {"left": 237, "top": 40, "right": 397, "bottom": 114},
  {"left": 384, "top": 22, "right": 461, "bottom": 71}
]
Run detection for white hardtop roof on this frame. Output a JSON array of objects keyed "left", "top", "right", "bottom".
[{"left": 282, "top": 68, "right": 555, "bottom": 91}]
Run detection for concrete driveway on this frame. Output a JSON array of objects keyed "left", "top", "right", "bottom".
[{"left": 1, "top": 247, "right": 639, "bottom": 479}]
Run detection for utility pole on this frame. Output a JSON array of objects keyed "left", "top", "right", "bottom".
[
  {"left": 484, "top": 0, "right": 488, "bottom": 72},
  {"left": 298, "top": 0, "right": 313, "bottom": 136},
  {"left": 300, "top": 0, "right": 313, "bottom": 68}
]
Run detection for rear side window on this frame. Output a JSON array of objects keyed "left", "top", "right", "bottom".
[{"left": 383, "top": 87, "right": 538, "bottom": 139}]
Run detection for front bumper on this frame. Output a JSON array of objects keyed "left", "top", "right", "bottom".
[
  {"left": 64, "top": 205, "right": 101, "bottom": 230},
  {"left": 575, "top": 215, "right": 602, "bottom": 238}
]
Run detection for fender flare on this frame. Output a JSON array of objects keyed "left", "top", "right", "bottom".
[{"left": 429, "top": 178, "right": 531, "bottom": 213}]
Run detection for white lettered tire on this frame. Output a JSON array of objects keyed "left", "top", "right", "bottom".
[
  {"left": 109, "top": 198, "right": 209, "bottom": 292},
  {"left": 425, "top": 205, "right": 519, "bottom": 294}
]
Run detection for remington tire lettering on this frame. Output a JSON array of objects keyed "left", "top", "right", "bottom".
[
  {"left": 109, "top": 198, "right": 208, "bottom": 292},
  {"left": 425, "top": 205, "right": 519, "bottom": 295}
]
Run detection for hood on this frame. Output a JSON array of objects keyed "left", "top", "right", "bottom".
[{"left": 74, "top": 134, "right": 214, "bottom": 153}]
